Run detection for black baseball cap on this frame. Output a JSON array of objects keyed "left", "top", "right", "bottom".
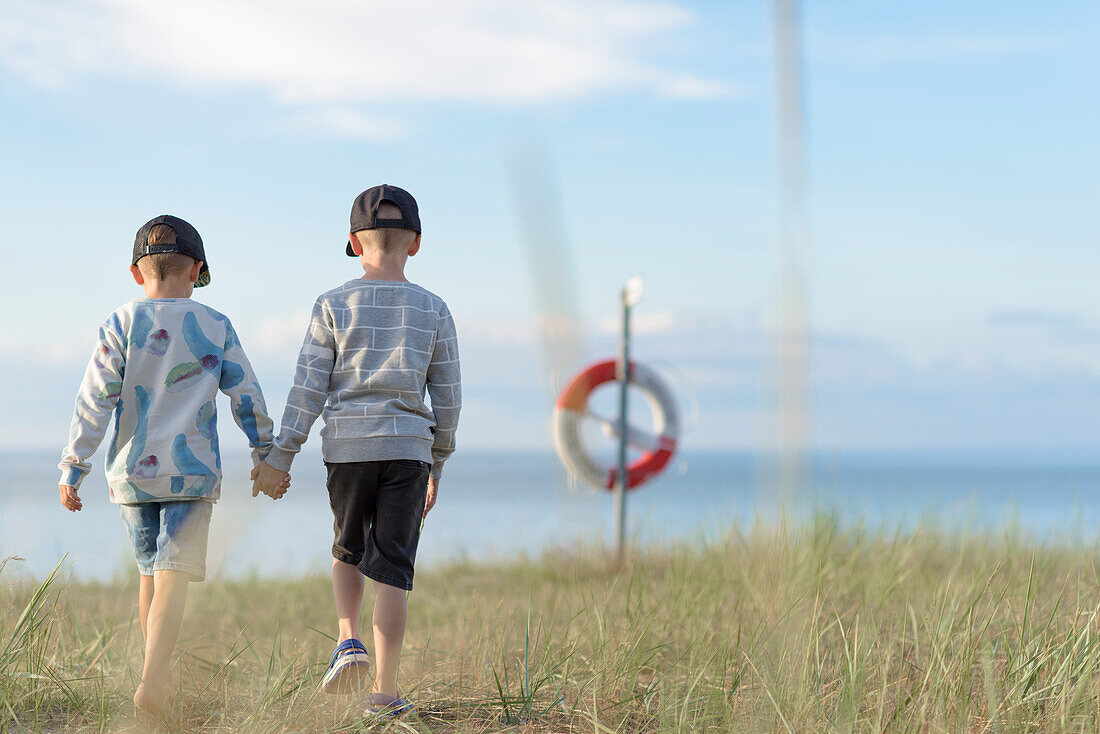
[
  {"left": 346, "top": 184, "right": 421, "bottom": 257},
  {"left": 132, "top": 215, "right": 210, "bottom": 287}
]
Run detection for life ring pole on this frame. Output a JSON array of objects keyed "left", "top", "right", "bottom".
[{"left": 616, "top": 276, "right": 644, "bottom": 569}]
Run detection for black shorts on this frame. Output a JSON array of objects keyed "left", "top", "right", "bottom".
[{"left": 325, "top": 459, "right": 431, "bottom": 591}]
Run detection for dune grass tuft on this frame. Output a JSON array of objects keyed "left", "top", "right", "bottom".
[{"left": 5, "top": 517, "right": 1100, "bottom": 732}]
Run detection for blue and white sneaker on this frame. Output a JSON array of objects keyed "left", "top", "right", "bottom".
[
  {"left": 321, "top": 638, "right": 371, "bottom": 694},
  {"left": 364, "top": 693, "right": 416, "bottom": 718}
]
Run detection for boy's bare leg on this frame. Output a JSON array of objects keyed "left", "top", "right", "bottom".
[
  {"left": 138, "top": 573, "right": 154, "bottom": 642},
  {"left": 332, "top": 559, "right": 365, "bottom": 642},
  {"left": 371, "top": 580, "right": 407, "bottom": 698},
  {"left": 134, "top": 569, "right": 189, "bottom": 714}
]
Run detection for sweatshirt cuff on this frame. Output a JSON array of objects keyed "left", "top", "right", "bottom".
[
  {"left": 250, "top": 443, "right": 273, "bottom": 468},
  {"left": 263, "top": 445, "right": 296, "bottom": 473},
  {"left": 59, "top": 465, "right": 89, "bottom": 490},
  {"left": 430, "top": 460, "right": 444, "bottom": 479}
]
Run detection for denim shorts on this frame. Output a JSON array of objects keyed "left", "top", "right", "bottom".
[
  {"left": 118, "top": 499, "right": 213, "bottom": 581},
  {"left": 326, "top": 460, "right": 430, "bottom": 591}
]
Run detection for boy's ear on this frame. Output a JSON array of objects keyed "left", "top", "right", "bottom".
[
  {"left": 189, "top": 260, "right": 203, "bottom": 284},
  {"left": 408, "top": 233, "right": 422, "bottom": 257},
  {"left": 348, "top": 233, "right": 363, "bottom": 257},
  {"left": 130, "top": 264, "right": 145, "bottom": 286}
]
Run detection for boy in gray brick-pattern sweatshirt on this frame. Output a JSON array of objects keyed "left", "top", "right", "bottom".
[
  {"left": 259, "top": 280, "right": 459, "bottom": 475},
  {"left": 253, "top": 185, "right": 459, "bottom": 717}
]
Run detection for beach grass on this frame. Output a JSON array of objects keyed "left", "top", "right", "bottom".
[{"left": 5, "top": 516, "right": 1100, "bottom": 732}]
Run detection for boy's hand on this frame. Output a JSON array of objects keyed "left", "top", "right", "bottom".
[
  {"left": 59, "top": 484, "right": 82, "bottom": 512},
  {"left": 251, "top": 461, "right": 290, "bottom": 499},
  {"left": 423, "top": 475, "right": 438, "bottom": 518}
]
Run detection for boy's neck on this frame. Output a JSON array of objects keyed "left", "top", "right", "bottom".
[
  {"left": 142, "top": 276, "right": 194, "bottom": 299},
  {"left": 358, "top": 252, "right": 409, "bottom": 282}
]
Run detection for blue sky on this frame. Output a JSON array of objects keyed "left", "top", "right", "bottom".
[{"left": 0, "top": 0, "right": 1098, "bottom": 455}]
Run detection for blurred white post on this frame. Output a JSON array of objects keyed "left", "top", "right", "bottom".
[
  {"left": 774, "top": 0, "right": 810, "bottom": 503},
  {"left": 507, "top": 143, "right": 584, "bottom": 397},
  {"left": 616, "top": 276, "right": 644, "bottom": 568}
]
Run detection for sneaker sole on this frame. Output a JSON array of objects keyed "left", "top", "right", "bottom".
[
  {"left": 364, "top": 702, "right": 416, "bottom": 718},
  {"left": 321, "top": 653, "right": 371, "bottom": 694}
]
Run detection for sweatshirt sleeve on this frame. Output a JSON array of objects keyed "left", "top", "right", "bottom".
[
  {"left": 220, "top": 319, "right": 275, "bottom": 466},
  {"left": 59, "top": 318, "right": 126, "bottom": 489},
  {"left": 425, "top": 303, "right": 461, "bottom": 478},
  {"left": 264, "top": 297, "right": 335, "bottom": 472}
]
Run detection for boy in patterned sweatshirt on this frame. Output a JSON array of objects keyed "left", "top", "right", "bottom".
[
  {"left": 58, "top": 215, "right": 286, "bottom": 716},
  {"left": 253, "top": 185, "right": 461, "bottom": 718}
]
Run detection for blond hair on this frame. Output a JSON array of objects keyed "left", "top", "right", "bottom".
[
  {"left": 353, "top": 202, "right": 418, "bottom": 255},
  {"left": 137, "top": 224, "right": 196, "bottom": 281}
]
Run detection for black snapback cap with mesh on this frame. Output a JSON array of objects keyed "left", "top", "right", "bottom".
[
  {"left": 346, "top": 184, "right": 422, "bottom": 257},
  {"left": 132, "top": 214, "right": 210, "bottom": 287}
]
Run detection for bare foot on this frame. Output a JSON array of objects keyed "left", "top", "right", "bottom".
[{"left": 134, "top": 682, "right": 169, "bottom": 718}]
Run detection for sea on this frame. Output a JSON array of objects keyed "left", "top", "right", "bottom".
[{"left": 4, "top": 448, "right": 1100, "bottom": 582}]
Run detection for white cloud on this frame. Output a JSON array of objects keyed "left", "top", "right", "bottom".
[
  {"left": 599, "top": 308, "right": 676, "bottom": 336},
  {"left": 254, "top": 310, "right": 311, "bottom": 354},
  {"left": 658, "top": 75, "right": 740, "bottom": 99},
  {"left": 284, "top": 107, "right": 405, "bottom": 141},
  {"left": 0, "top": 0, "right": 729, "bottom": 138},
  {"left": 812, "top": 32, "right": 1057, "bottom": 65}
]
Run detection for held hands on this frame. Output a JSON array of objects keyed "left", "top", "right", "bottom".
[
  {"left": 59, "top": 484, "right": 82, "bottom": 512},
  {"left": 251, "top": 461, "right": 291, "bottom": 500},
  {"left": 61, "top": 469, "right": 290, "bottom": 509},
  {"left": 423, "top": 475, "right": 439, "bottom": 518}
]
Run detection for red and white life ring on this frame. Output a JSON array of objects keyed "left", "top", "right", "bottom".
[{"left": 553, "top": 359, "right": 679, "bottom": 491}]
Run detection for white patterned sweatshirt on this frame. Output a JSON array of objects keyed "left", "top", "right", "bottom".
[
  {"left": 59, "top": 299, "right": 274, "bottom": 503},
  {"left": 264, "top": 279, "right": 461, "bottom": 478}
]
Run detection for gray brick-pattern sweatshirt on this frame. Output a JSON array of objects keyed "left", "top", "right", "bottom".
[{"left": 264, "top": 279, "right": 461, "bottom": 477}]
